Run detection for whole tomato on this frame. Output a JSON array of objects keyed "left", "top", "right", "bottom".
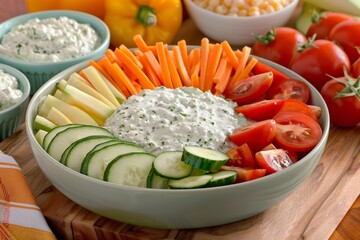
[
  {"left": 320, "top": 74, "right": 360, "bottom": 127},
  {"left": 252, "top": 27, "right": 307, "bottom": 67},
  {"left": 289, "top": 39, "right": 350, "bottom": 91},
  {"left": 329, "top": 20, "right": 360, "bottom": 64},
  {"left": 352, "top": 58, "right": 360, "bottom": 78},
  {"left": 306, "top": 12, "right": 354, "bottom": 39}
]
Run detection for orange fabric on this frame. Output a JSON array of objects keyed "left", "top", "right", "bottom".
[{"left": 0, "top": 153, "right": 56, "bottom": 240}]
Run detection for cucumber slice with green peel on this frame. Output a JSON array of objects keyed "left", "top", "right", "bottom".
[
  {"left": 206, "top": 170, "right": 237, "bottom": 187},
  {"left": 153, "top": 151, "right": 193, "bottom": 179},
  {"left": 81, "top": 142, "right": 145, "bottom": 180},
  {"left": 104, "top": 152, "right": 155, "bottom": 188},
  {"left": 168, "top": 175, "right": 213, "bottom": 189},
  {"left": 146, "top": 168, "right": 169, "bottom": 189},
  {"left": 42, "top": 124, "right": 81, "bottom": 151},
  {"left": 47, "top": 125, "right": 113, "bottom": 161},
  {"left": 61, "top": 136, "right": 116, "bottom": 171},
  {"left": 85, "top": 139, "right": 136, "bottom": 157},
  {"left": 182, "top": 146, "right": 230, "bottom": 171}
]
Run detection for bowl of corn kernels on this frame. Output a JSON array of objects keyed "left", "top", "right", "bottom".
[{"left": 183, "top": 0, "right": 299, "bottom": 46}]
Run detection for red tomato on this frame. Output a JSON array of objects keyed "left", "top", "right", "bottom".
[
  {"left": 235, "top": 99, "right": 284, "bottom": 121},
  {"left": 308, "top": 105, "right": 322, "bottom": 119},
  {"left": 220, "top": 166, "right": 267, "bottom": 182},
  {"left": 320, "top": 76, "right": 360, "bottom": 127},
  {"left": 253, "top": 61, "right": 289, "bottom": 90},
  {"left": 351, "top": 58, "right": 360, "bottom": 78},
  {"left": 229, "top": 119, "right": 277, "bottom": 151},
  {"left": 277, "top": 99, "right": 317, "bottom": 120},
  {"left": 329, "top": 20, "right": 360, "bottom": 64},
  {"left": 273, "top": 112, "right": 323, "bottom": 152},
  {"left": 225, "top": 72, "right": 273, "bottom": 105},
  {"left": 266, "top": 78, "right": 311, "bottom": 103},
  {"left": 306, "top": 12, "right": 354, "bottom": 39},
  {"left": 289, "top": 39, "right": 350, "bottom": 91},
  {"left": 253, "top": 27, "right": 307, "bottom": 67},
  {"left": 226, "top": 143, "right": 256, "bottom": 168},
  {"left": 255, "top": 149, "right": 294, "bottom": 174}
]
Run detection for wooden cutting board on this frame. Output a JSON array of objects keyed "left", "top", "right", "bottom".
[{"left": 1, "top": 123, "right": 359, "bottom": 240}]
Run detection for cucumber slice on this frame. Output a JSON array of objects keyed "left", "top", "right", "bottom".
[
  {"left": 104, "top": 152, "right": 155, "bottom": 188},
  {"left": 81, "top": 142, "right": 145, "bottom": 180},
  {"left": 47, "top": 125, "right": 113, "bottom": 161},
  {"left": 182, "top": 146, "right": 229, "bottom": 171},
  {"left": 146, "top": 168, "right": 169, "bottom": 189},
  {"left": 153, "top": 151, "right": 193, "bottom": 179},
  {"left": 168, "top": 175, "right": 213, "bottom": 189},
  {"left": 61, "top": 136, "right": 116, "bottom": 171},
  {"left": 206, "top": 170, "right": 237, "bottom": 187},
  {"left": 42, "top": 124, "right": 81, "bottom": 151}
]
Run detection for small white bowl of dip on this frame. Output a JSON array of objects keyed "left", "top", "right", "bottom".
[{"left": 0, "top": 10, "right": 110, "bottom": 95}]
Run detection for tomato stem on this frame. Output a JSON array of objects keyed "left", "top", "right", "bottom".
[
  {"left": 297, "top": 34, "right": 317, "bottom": 52},
  {"left": 137, "top": 5, "right": 157, "bottom": 27},
  {"left": 333, "top": 67, "right": 360, "bottom": 100},
  {"left": 255, "top": 28, "right": 276, "bottom": 45}
]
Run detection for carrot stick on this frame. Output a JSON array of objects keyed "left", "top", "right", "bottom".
[
  {"left": 143, "top": 51, "right": 163, "bottom": 84},
  {"left": 133, "top": 34, "right": 150, "bottom": 53},
  {"left": 215, "top": 61, "right": 233, "bottom": 94},
  {"left": 232, "top": 46, "right": 251, "bottom": 82},
  {"left": 165, "top": 48, "right": 182, "bottom": 88},
  {"left": 199, "top": 38, "right": 210, "bottom": 91},
  {"left": 138, "top": 52, "right": 161, "bottom": 87},
  {"left": 189, "top": 48, "right": 201, "bottom": 76},
  {"left": 114, "top": 48, "right": 155, "bottom": 90},
  {"left": 119, "top": 44, "right": 143, "bottom": 69},
  {"left": 99, "top": 57, "right": 131, "bottom": 97},
  {"left": 191, "top": 73, "right": 200, "bottom": 88},
  {"left": 105, "top": 49, "right": 120, "bottom": 64},
  {"left": 173, "top": 46, "right": 192, "bottom": 86},
  {"left": 213, "top": 57, "right": 228, "bottom": 83},
  {"left": 156, "top": 42, "right": 173, "bottom": 88},
  {"left": 110, "top": 63, "right": 138, "bottom": 95},
  {"left": 177, "top": 39, "right": 191, "bottom": 73},
  {"left": 203, "top": 43, "right": 222, "bottom": 91},
  {"left": 221, "top": 40, "right": 239, "bottom": 69},
  {"left": 230, "top": 57, "right": 258, "bottom": 86}
]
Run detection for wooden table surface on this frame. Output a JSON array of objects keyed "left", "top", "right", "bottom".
[{"left": 1, "top": 0, "right": 359, "bottom": 239}]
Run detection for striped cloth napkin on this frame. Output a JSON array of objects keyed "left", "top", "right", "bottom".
[{"left": 0, "top": 152, "right": 56, "bottom": 240}]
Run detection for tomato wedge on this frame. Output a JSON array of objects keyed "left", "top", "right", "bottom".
[
  {"left": 220, "top": 166, "right": 267, "bottom": 182},
  {"left": 226, "top": 143, "right": 256, "bottom": 168},
  {"left": 266, "top": 79, "right": 311, "bottom": 103},
  {"left": 255, "top": 149, "right": 294, "bottom": 173},
  {"left": 273, "top": 112, "right": 322, "bottom": 153},
  {"left": 225, "top": 72, "right": 273, "bottom": 105},
  {"left": 235, "top": 99, "right": 284, "bottom": 121},
  {"left": 277, "top": 99, "right": 317, "bottom": 120},
  {"left": 229, "top": 119, "right": 277, "bottom": 151}
]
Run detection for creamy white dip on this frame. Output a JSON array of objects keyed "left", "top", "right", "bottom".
[
  {"left": 0, "top": 16, "right": 101, "bottom": 62},
  {"left": 0, "top": 70, "right": 23, "bottom": 110},
  {"left": 104, "top": 87, "right": 246, "bottom": 155}
]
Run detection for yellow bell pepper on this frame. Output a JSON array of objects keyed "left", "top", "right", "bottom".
[{"left": 104, "top": 0, "right": 183, "bottom": 48}]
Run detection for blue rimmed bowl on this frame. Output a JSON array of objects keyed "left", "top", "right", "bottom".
[
  {"left": 0, "top": 63, "right": 30, "bottom": 141},
  {"left": 0, "top": 10, "right": 110, "bottom": 95}
]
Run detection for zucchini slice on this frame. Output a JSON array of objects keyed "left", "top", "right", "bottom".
[
  {"left": 182, "top": 146, "right": 229, "bottom": 171},
  {"left": 104, "top": 152, "right": 155, "bottom": 188}
]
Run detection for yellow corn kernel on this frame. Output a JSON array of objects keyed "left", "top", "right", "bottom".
[{"left": 215, "top": 5, "right": 229, "bottom": 14}]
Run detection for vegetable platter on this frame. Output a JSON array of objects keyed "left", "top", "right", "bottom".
[{"left": 0, "top": 5, "right": 359, "bottom": 240}]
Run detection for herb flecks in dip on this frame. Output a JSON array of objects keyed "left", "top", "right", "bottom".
[
  {"left": 0, "top": 16, "right": 101, "bottom": 62},
  {"left": 104, "top": 87, "right": 245, "bottom": 155},
  {"left": 0, "top": 69, "right": 22, "bottom": 110}
]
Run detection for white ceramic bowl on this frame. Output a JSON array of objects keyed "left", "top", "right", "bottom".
[
  {"left": 183, "top": 0, "right": 299, "bottom": 46},
  {"left": 0, "top": 63, "right": 30, "bottom": 141},
  {"left": 0, "top": 10, "right": 110, "bottom": 95},
  {"left": 25, "top": 56, "right": 329, "bottom": 229}
]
